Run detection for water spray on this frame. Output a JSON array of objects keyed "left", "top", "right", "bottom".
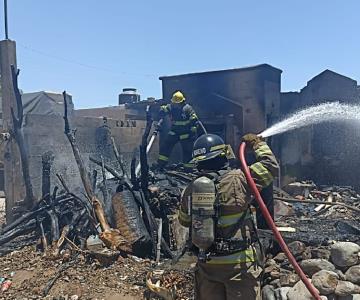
[{"left": 260, "top": 102, "right": 360, "bottom": 138}]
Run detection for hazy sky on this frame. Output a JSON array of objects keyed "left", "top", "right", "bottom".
[{"left": 2, "top": 0, "right": 359, "bottom": 108}]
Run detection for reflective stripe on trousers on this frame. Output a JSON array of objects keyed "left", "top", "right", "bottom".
[
  {"left": 158, "top": 155, "right": 169, "bottom": 161},
  {"left": 179, "top": 133, "right": 190, "bottom": 140},
  {"left": 207, "top": 248, "right": 256, "bottom": 265}
]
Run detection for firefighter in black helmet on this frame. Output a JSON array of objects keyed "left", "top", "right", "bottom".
[{"left": 178, "top": 133, "right": 279, "bottom": 300}]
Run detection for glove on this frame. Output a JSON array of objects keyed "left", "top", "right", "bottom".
[{"left": 241, "top": 133, "right": 264, "bottom": 149}]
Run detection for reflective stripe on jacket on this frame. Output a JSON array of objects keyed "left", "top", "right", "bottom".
[
  {"left": 178, "top": 141, "right": 279, "bottom": 264},
  {"left": 160, "top": 103, "right": 198, "bottom": 135}
]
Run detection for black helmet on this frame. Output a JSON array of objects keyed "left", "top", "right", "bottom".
[{"left": 191, "top": 134, "right": 226, "bottom": 163}]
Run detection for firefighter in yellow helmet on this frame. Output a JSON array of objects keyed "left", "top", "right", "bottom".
[
  {"left": 178, "top": 133, "right": 279, "bottom": 299},
  {"left": 156, "top": 91, "right": 200, "bottom": 169}
]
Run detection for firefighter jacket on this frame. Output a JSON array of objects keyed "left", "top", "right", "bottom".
[
  {"left": 159, "top": 103, "right": 198, "bottom": 140},
  {"left": 178, "top": 141, "right": 279, "bottom": 265}
]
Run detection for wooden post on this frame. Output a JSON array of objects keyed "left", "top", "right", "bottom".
[{"left": 0, "top": 40, "right": 25, "bottom": 223}]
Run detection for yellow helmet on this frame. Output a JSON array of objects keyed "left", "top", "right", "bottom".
[{"left": 171, "top": 91, "right": 185, "bottom": 104}]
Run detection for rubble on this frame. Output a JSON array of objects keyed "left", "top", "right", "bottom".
[
  {"left": 311, "top": 270, "right": 339, "bottom": 295},
  {"left": 262, "top": 181, "right": 360, "bottom": 299},
  {"left": 300, "top": 259, "right": 336, "bottom": 277},
  {"left": 331, "top": 242, "right": 360, "bottom": 268},
  {"left": 345, "top": 265, "right": 360, "bottom": 284},
  {"left": 335, "top": 281, "right": 360, "bottom": 297},
  {"left": 287, "top": 279, "right": 319, "bottom": 300}
]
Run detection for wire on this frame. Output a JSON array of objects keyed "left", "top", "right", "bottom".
[{"left": 17, "top": 42, "right": 158, "bottom": 78}]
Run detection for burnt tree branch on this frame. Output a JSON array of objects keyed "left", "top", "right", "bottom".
[
  {"left": 10, "top": 65, "right": 35, "bottom": 207},
  {"left": 111, "top": 136, "right": 127, "bottom": 178},
  {"left": 62, "top": 91, "right": 129, "bottom": 252}
]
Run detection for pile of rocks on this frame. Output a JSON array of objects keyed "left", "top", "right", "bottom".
[{"left": 262, "top": 241, "right": 360, "bottom": 300}]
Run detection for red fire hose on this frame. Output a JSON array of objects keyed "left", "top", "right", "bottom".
[{"left": 239, "top": 142, "right": 321, "bottom": 300}]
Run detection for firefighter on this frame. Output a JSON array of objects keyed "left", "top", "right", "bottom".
[
  {"left": 178, "top": 133, "right": 279, "bottom": 300},
  {"left": 156, "top": 91, "right": 199, "bottom": 169}
]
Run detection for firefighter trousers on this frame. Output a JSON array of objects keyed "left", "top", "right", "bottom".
[
  {"left": 194, "top": 262, "right": 262, "bottom": 300},
  {"left": 158, "top": 132, "right": 194, "bottom": 167}
]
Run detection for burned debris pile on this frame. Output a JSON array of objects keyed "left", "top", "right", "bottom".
[
  {"left": 262, "top": 182, "right": 360, "bottom": 300},
  {"left": 0, "top": 73, "right": 195, "bottom": 298}
]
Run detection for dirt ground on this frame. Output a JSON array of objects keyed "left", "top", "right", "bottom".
[
  {"left": 0, "top": 244, "right": 194, "bottom": 300},
  {"left": 0, "top": 198, "right": 194, "bottom": 300}
]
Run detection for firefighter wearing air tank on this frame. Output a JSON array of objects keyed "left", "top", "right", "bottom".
[
  {"left": 157, "top": 91, "right": 199, "bottom": 169},
  {"left": 178, "top": 133, "right": 279, "bottom": 300}
]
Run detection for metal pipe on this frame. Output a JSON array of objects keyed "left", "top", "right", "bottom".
[
  {"left": 4, "top": 0, "right": 8, "bottom": 39},
  {"left": 197, "top": 120, "right": 207, "bottom": 135},
  {"left": 135, "top": 133, "right": 157, "bottom": 176}
]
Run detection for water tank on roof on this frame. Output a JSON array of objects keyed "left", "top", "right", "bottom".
[{"left": 118, "top": 88, "right": 140, "bottom": 105}]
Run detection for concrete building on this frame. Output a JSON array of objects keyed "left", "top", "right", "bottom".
[
  {"left": 280, "top": 70, "right": 360, "bottom": 187},
  {"left": 160, "top": 64, "right": 282, "bottom": 153}
]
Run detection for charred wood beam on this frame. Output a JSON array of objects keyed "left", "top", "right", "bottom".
[
  {"left": 134, "top": 191, "right": 173, "bottom": 259},
  {"left": 100, "top": 155, "right": 115, "bottom": 226},
  {"left": 89, "top": 157, "right": 173, "bottom": 258},
  {"left": 62, "top": 92, "right": 129, "bottom": 252},
  {"left": 52, "top": 225, "right": 70, "bottom": 257},
  {"left": 47, "top": 209, "right": 60, "bottom": 244},
  {"left": 0, "top": 234, "right": 37, "bottom": 256},
  {"left": 55, "top": 173, "right": 94, "bottom": 222},
  {"left": 90, "top": 157, "right": 123, "bottom": 181},
  {"left": 47, "top": 187, "right": 60, "bottom": 243},
  {"left": 41, "top": 151, "right": 55, "bottom": 199},
  {"left": 165, "top": 171, "right": 196, "bottom": 183},
  {"left": 63, "top": 91, "right": 93, "bottom": 200},
  {"left": 111, "top": 136, "right": 127, "bottom": 178},
  {"left": 56, "top": 173, "right": 71, "bottom": 194},
  {"left": 0, "top": 219, "right": 37, "bottom": 246},
  {"left": 100, "top": 155, "right": 109, "bottom": 204},
  {"left": 1, "top": 195, "right": 71, "bottom": 234},
  {"left": 92, "top": 170, "right": 98, "bottom": 193},
  {"left": 10, "top": 65, "right": 35, "bottom": 208}
]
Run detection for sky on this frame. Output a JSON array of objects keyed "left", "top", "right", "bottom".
[{"left": 1, "top": 0, "right": 360, "bottom": 109}]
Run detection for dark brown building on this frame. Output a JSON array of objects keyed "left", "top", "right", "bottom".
[{"left": 160, "top": 64, "right": 282, "bottom": 152}]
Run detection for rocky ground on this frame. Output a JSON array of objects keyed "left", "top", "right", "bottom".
[
  {"left": 262, "top": 182, "right": 360, "bottom": 300},
  {"left": 1, "top": 181, "right": 360, "bottom": 299}
]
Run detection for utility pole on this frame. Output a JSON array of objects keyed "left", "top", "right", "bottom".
[
  {"left": 4, "top": 0, "right": 8, "bottom": 39},
  {"left": 0, "top": 40, "right": 25, "bottom": 224}
]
